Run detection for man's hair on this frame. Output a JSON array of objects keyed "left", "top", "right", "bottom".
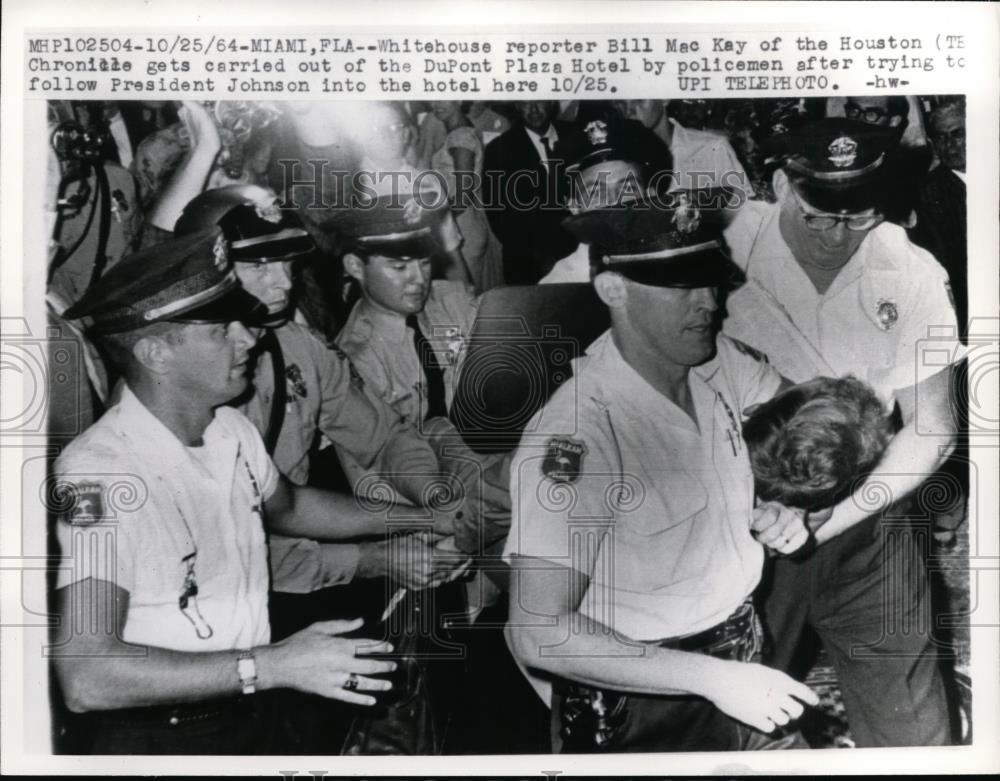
[
  {"left": 96, "top": 321, "right": 188, "bottom": 378},
  {"left": 743, "top": 376, "right": 893, "bottom": 510}
]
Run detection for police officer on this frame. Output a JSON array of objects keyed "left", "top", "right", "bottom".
[
  {"left": 174, "top": 187, "right": 470, "bottom": 597},
  {"left": 505, "top": 189, "right": 818, "bottom": 753},
  {"left": 722, "top": 118, "right": 961, "bottom": 746},
  {"left": 52, "top": 230, "right": 399, "bottom": 754}
]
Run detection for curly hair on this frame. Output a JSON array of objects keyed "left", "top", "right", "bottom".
[{"left": 742, "top": 376, "right": 894, "bottom": 511}]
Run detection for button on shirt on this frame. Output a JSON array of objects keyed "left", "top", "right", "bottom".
[
  {"left": 55, "top": 385, "right": 276, "bottom": 652},
  {"left": 723, "top": 201, "right": 963, "bottom": 405},
  {"left": 503, "top": 332, "right": 781, "bottom": 641}
]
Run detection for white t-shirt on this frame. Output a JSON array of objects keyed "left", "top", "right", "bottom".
[{"left": 55, "top": 385, "right": 277, "bottom": 652}]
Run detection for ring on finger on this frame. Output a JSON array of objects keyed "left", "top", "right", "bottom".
[{"left": 343, "top": 673, "right": 360, "bottom": 691}]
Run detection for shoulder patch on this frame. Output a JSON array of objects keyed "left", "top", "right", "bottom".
[
  {"left": 728, "top": 337, "right": 769, "bottom": 364},
  {"left": 64, "top": 481, "right": 106, "bottom": 525},
  {"left": 541, "top": 437, "right": 588, "bottom": 484}
]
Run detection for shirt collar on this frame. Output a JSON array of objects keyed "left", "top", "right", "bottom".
[
  {"left": 525, "top": 124, "right": 559, "bottom": 146},
  {"left": 583, "top": 330, "right": 722, "bottom": 427}
]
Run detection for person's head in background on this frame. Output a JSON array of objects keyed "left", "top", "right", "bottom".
[
  {"left": 671, "top": 99, "right": 712, "bottom": 130},
  {"left": 361, "top": 102, "right": 417, "bottom": 169},
  {"left": 617, "top": 99, "right": 665, "bottom": 131},
  {"left": 927, "top": 99, "right": 966, "bottom": 174},
  {"left": 430, "top": 101, "right": 471, "bottom": 131},
  {"left": 743, "top": 375, "right": 893, "bottom": 511},
  {"left": 842, "top": 95, "right": 910, "bottom": 130},
  {"left": 514, "top": 101, "right": 559, "bottom": 135}
]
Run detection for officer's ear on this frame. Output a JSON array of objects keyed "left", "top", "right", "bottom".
[
  {"left": 772, "top": 168, "right": 790, "bottom": 201},
  {"left": 132, "top": 335, "right": 171, "bottom": 376},
  {"left": 593, "top": 271, "right": 628, "bottom": 310},
  {"left": 342, "top": 252, "right": 366, "bottom": 283}
]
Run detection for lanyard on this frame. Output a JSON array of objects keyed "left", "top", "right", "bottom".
[{"left": 716, "top": 390, "right": 743, "bottom": 458}]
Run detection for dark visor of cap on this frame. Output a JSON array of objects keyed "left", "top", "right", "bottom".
[
  {"left": 355, "top": 227, "right": 438, "bottom": 260},
  {"left": 228, "top": 229, "right": 316, "bottom": 263},
  {"left": 599, "top": 246, "right": 744, "bottom": 289}
]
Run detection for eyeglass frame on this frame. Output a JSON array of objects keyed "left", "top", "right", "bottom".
[
  {"left": 844, "top": 102, "right": 889, "bottom": 125},
  {"left": 789, "top": 185, "right": 885, "bottom": 232}
]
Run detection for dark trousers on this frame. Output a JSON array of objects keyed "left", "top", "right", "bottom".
[
  {"left": 553, "top": 602, "right": 807, "bottom": 753},
  {"left": 81, "top": 694, "right": 281, "bottom": 755},
  {"left": 760, "top": 512, "right": 951, "bottom": 747}
]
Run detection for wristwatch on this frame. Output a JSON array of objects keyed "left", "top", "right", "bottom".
[{"left": 237, "top": 649, "right": 258, "bottom": 695}]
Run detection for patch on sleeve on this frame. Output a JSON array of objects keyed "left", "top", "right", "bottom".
[
  {"left": 65, "top": 482, "right": 106, "bottom": 525},
  {"left": 729, "top": 337, "right": 769, "bottom": 364},
  {"left": 331, "top": 344, "right": 366, "bottom": 390},
  {"left": 541, "top": 437, "right": 588, "bottom": 484}
]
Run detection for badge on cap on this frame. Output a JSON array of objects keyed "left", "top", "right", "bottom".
[
  {"left": 672, "top": 193, "right": 701, "bottom": 235},
  {"left": 254, "top": 201, "right": 283, "bottom": 224},
  {"left": 875, "top": 298, "right": 898, "bottom": 331},
  {"left": 584, "top": 120, "right": 609, "bottom": 147},
  {"left": 212, "top": 233, "right": 229, "bottom": 270},
  {"left": 542, "top": 437, "right": 588, "bottom": 484},
  {"left": 828, "top": 135, "right": 858, "bottom": 169}
]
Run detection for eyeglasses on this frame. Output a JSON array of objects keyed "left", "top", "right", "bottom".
[
  {"left": 844, "top": 103, "right": 888, "bottom": 124},
  {"left": 791, "top": 187, "right": 883, "bottom": 232}
]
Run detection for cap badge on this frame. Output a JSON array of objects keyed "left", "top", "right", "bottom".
[
  {"left": 828, "top": 135, "right": 858, "bottom": 168},
  {"left": 584, "top": 120, "right": 609, "bottom": 147},
  {"left": 672, "top": 193, "right": 701, "bottom": 234},
  {"left": 254, "top": 201, "right": 283, "bottom": 224},
  {"left": 542, "top": 437, "right": 588, "bottom": 484},
  {"left": 875, "top": 298, "right": 898, "bottom": 331},
  {"left": 212, "top": 233, "right": 229, "bottom": 270}
]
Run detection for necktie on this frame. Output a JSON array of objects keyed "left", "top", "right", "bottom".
[
  {"left": 540, "top": 136, "right": 553, "bottom": 165},
  {"left": 407, "top": 315, "right": 448, "bottom": 420}
]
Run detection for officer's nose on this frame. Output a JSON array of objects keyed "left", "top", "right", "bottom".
[
  {"left": 229, "top": 321, "right": 258, "bottom": 354},
  {"left": 692, "top": 286, "right": 719, "bottom": 312},
  {"left": 407, "top": 260, "right": 429, "bottom": 286},
  {"left": 270, "top": 262, "right": 294, "bottom": 292},
  {"left": 828, "top": 220, "right": 850, "bottom": 244}
]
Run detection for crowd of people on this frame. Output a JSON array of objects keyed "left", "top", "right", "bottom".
[{"left": 44, "top": 95, "right": 969, "bottom": 755}]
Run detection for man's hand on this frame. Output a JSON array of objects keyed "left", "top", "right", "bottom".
[
  {"left": 704, "top": 661, "right": 819, "bottom": 734},
  {"left": 256, "top": 618, "right": 396, "bottom": 706},
  {"left": 177, "top": 100, "right": 221, "bottom": 159},
  {"left": 751, "top": 500, "right": 811, "bottom": 555},
  {"left": 360, "top": 532, "right": 469, "bottom": 590}
]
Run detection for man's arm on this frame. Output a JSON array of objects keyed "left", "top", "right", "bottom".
[
  {"left": 814, "top": 365, "right": 957, "bottom": 544},
  {"left": 143, "top": 102, "right": 221, "bottom": 232},
  {"left": 507, "top": 554, "right": 817, "bottom": 733},
  {"left": 264, "top": 476, "right": 458, "bottom": 541},
  {"left": 52, "top": 578, "right": 395, "bottom": 712}
]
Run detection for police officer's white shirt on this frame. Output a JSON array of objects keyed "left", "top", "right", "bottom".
[
  {"left": 503, "top": 331, "right": 781, "bottom": 641},
  {"left": 55, "top": 384, "right": 276, "bottom": 652},
  {"left": 723, "top": 201, "right": 963, "bottom": 406}
]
